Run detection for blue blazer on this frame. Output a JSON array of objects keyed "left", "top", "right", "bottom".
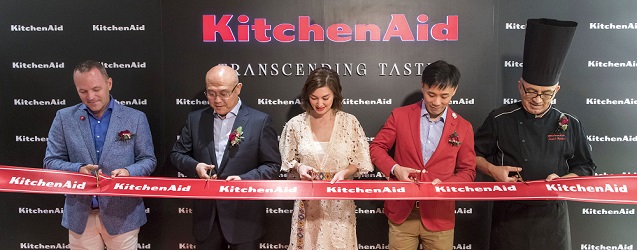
[
  {"left": 170, "top": 104, "right": 281, "bottom": 244},
  {"left": 44, "top": 101, "right": 156, "bottom": 235}
]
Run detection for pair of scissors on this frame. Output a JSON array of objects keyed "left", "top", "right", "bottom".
[
  {"left": 204, "top": 166, "right": 217, "bottom": 189},
  {"left": 516, "top": 169, "right": 529, "bottom": 185},
  {"left": 409, "top": 169, "right": 427, "bottom": 188},
  {"left": 91, "top": 169, "right": 100, "bottom": 188}
]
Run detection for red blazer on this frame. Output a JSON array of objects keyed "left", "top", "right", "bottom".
[{"left": 370, "top": 101, "right": 476, "bottom": 231}]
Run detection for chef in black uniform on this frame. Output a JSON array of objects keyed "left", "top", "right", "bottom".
[{"left": 474, "top": 18, "right": 597, "bottom": 250}]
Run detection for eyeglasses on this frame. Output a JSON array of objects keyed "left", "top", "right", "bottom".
[
  {"left": 521, "top": 83, "right": 555, "bottom": 101},
  {"left": 204, "top": 83, "right": 238, "bottom": 99}
]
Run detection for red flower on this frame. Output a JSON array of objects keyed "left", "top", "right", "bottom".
[
  {"left": 229, "top": 126, "right": 244, "bottom": 147},
  {"left": 117, "top": 130, "right": 135, "bottom": 141},
  {"left": 558, "top": 113, "right": 569, "bottom": 132},
  {"left": 448, "top": 131, "right": 461, "bottom": 147}
]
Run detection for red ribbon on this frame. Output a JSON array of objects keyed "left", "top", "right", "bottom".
[{"left": 1, "top": 165, "right": 636, "bottom": 204}]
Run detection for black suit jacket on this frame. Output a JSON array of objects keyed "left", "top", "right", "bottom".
[{"left": 170, "top": 104, "right": 281, "bottom": 244}]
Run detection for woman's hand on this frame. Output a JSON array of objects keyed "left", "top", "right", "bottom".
[
  {"left": 298, "top": 164, "right": 317, "bottom": 180},
  {"left": 330, "top": 164, "right": 359, "bottom": 184}
]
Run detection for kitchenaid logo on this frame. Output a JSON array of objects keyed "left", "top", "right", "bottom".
[
  {"left": 590, "top": 22, "right": 637, "bottom": 30},
  {"left": 582, "top": 208, "right": 635, "bottom": 215},
  {"left": 588, "top": 60, "right": 637, "bottom": 67},
  {"left": 9, "top": 177, "right": 85, "bottom": 189},
  {"left": 358, "top": 172, "right": 386, "bottom": 178},
  {"left": 18, "top": 207, "right": 63, "bottom": 214},
  {"left": 435, "top": 185, "right": 516, "bottom": 192},
  {"left": 504, "top": 60, "right": 523, "bottom": 67},
  {"left": 587, "top": 135, "right": 637, "bottom": 142},
  {"left": 343, "top": 98, "right": 392, "bottom": 105},
  {"left": 137, "top": 243, "right": 151, "bottom": 249},
  {"left": 10, "top": 24, "right": 63, "bottom": 32},
  {"left": 454, "top": 244, "right": 472, "bottom": 249},
  {"left": 176, "top": 99, "right": 209, "bottom": 105},
  {"left": 178, "top": 207, "right": 192, "bottom": 213},
  {"left": 455, "top": 207, "right": 472, "bottom": 214},
  {"left": 19, "top": 243, "right": 69, "bottom": 249},
  {"left": 203, "top": 14, "right": 458, "bottom": 43},
  {"left": 116, "top": 99, "right": 147, "bottom": 106},
  {"left": 100, "top": 61, "right": 147, "bottom": 69},
  {"left": 505, "top": 22, "right": 526, "bottom": 30},
  {"left": 258, "top": 98, "right": 300, "bottom": 105},
  {"left": 93, "top": 24, "right": 145, "bottom": 31},
  {"left": 586, "top": 98, "right": 637, "bottom": 105},
  {"left": 16, "top": 136, "right": 48, "bottom": 142},
  {"left": 12, "top": 62, "right": 64, "bottom": 69},
  {"left": 178, "top": 243, "right": 196, "bottom": 249},
  {"left": 14, "top": 99, "right": 66, "bottom": 106},
  {"left": 260, "top": 243, "right": 289, "bottom": 249},
  {"left": 503, "top": 98, "right": 556, "bottom": 105},
  {"left": 327, "top": 186, "right": 405, "bottom": 193},
  {"left": 449, "top": 98, "right": 474, "bottom": 105},
  {"left": 220, "top": 185, "right": 297, "bottom": 193},
  {"left": 256, "top": 98, "right": 394, "bottom": 105},
  {"left": 358, "top": 244, "right": 389, "bottom": 249},
  {"left": 581, "top": 243, "right": 634, "bottom": 250},
  {"left": 113, "top": 183, "right": 191, "bottom": 192},
  {"left": 546, "top": 183, "right": 628, "bottom": 192},
  {"left": 356, "top": 207, "right": 384, "bottom": 214},
  {"left": 503, "top": 98, "right": 521, "bottom": 104},
  {"left": 266, "top": 207, "right": 293, "bottom": 214}
]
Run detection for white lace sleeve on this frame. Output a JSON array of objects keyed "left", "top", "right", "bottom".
[
  {"left": 279, "top": 117, "right": 300, "bottom": 172},
  {"left": 345, "top": 114, "right": 374, "bottom": 177}
]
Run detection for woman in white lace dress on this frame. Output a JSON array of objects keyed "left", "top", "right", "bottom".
[{"left": 279, "top": 67, "right": 374, "bottom": 250}]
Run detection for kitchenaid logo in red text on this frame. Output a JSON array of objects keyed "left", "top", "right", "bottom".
[{"left": 203, "top": 14, "right": 458, "bottom": 42}]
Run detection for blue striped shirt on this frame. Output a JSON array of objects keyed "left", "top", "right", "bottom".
[
  {"left": 420, "top": 103, "right": 447, "bottom": 165},
  {"left": 213, "top": 99, "right": 242, "bottom": 167}
]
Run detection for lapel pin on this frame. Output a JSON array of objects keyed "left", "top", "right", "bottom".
[{"left": 80, "top": 116, "right": 85, "bottom": 121}]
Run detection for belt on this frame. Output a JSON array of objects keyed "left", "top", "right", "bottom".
[{"left": 91, "top": 195, "right": 99, "bottom": 210}]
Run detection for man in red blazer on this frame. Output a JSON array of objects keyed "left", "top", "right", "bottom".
[{"left": 370, "top": 60, "right": 476, "bottom": 249}]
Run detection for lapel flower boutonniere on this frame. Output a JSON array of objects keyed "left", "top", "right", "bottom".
[
  {"left": 557, "top": 113, "right": 569, "bottom": 133},
  {"left": 117, "top": 130, "right": 135, "bottom": 141},
  {"left": 448, "top": 131, "right": 461, "bottom": 147},
  {"left": 229, "top": 126, "right": 244, "bottom": 147}
]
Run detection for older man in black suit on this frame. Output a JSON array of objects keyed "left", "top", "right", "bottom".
[{"left": 170, "top": 65, "right": 281, "bottom": 249}]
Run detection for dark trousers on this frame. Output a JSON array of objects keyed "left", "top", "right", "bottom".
[
  {"left": 490, "top": 200, "right": 571, "bottom": 250},
  {"left": 196, "top": 212, "right": 261, "bottom": 250}
]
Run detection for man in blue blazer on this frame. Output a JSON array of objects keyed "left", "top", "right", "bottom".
[
  {"left": 44, "top": 60, "right": 156, "bottom": 249},
  {"left": 170, "top": 65, "right": 281, "bottom": 249}
]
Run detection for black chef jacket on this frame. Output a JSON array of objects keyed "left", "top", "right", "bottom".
[
  {"left": 475, "top": 102, "right": 596, "bottom": 181},
  {"left": 475, "top": 102, "right": 597, "bottom": 250}
]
